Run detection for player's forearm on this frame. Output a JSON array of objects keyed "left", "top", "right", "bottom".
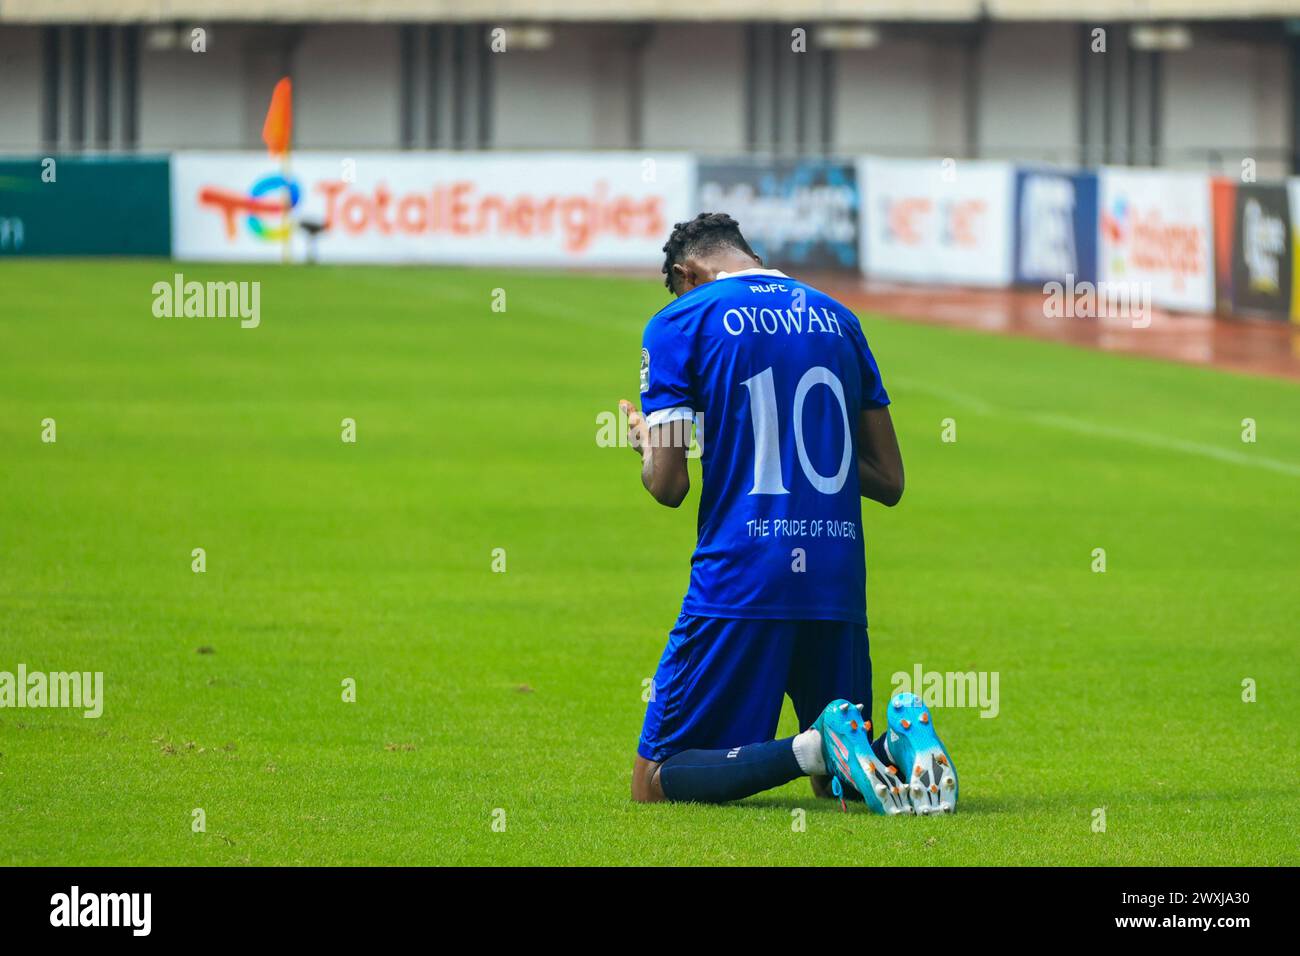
[
  {"left": 858, "top": 457, "right": 904, "bottom": 507},
  {"left": 856, "top": 407, "right": 904, "bottom": 506},
  {"left": 622, "top": 401, "right": 690, "bottom": 507},
  {"left": 642, "top": 451, "right": 689, "bottom": 508}
]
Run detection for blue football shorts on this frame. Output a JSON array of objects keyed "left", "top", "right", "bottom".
[{"left": 637, "top": 613, "right": 872, "bottom": 763}]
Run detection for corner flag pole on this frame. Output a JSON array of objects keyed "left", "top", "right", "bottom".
[{"left": 280, "top": 145, "right": 292, "bottom": 265}]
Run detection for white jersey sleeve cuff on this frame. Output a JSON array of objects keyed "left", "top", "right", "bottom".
[{"left": 644, "top": 406, "right": 695, "bottom": 428}]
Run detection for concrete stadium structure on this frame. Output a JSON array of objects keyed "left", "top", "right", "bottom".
[{"left": 0, "top": 2, "right": 1296, "bottom": 177}]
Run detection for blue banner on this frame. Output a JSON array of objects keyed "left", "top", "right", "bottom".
[
  {"left": 1012, "top": 167, "right": 1098, "bottom": 286},
  {"left": 696, "top": 159, "right": 859, "bottom": 271}
]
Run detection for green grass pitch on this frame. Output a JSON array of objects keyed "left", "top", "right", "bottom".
[{"left": 1, "top": 259, "right": 1297, "bottom": 866}]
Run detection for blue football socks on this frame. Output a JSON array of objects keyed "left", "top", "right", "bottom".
[{"left": 658, "top": 737, "right": 804, "bottom": 803}]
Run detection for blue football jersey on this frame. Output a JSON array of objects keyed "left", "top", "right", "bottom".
[{"left": 639, "top": 269, "right": 890, "bottom": 625}]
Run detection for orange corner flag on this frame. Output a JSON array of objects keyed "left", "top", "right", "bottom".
[{"left": 262, "top": 77, "right": 293, "bottom": 157}]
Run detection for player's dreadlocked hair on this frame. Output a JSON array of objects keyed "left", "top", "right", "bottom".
[{"left": 660, "top": 212, "right": 759, "bottom": 294}]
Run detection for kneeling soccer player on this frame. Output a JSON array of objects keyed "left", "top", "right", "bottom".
[{"left": 621, "top": 213, "right": 956, "bottom": 815}]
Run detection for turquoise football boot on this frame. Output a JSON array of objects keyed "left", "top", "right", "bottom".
[
  {"left": 813, "top": 699, "right": 910, "bottom": 816},
  {"left": 885, "top": 692, "right": 957, "bottom": 815}
]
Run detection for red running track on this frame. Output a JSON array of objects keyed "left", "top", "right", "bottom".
[{"left": 807, "top": 277, "right": 1300, "bottom": 383}]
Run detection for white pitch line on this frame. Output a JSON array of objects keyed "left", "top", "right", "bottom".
[
  {"left": 1023, "top": 413, "right": 1300, "bottom": 478},
  {"left": 894, "top": 377, "right": 1300, "bottom": 479},
  {"left": 891, "top": 377, "right": 998, "bottom": 415}
]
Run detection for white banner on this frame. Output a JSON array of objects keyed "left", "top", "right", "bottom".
[
  {"left": 171, "top": 152, "right": 695, "bottom": 265},
  {"left": 1098, "top": 167, "right": 1214, "bottom": 312},
  {"left": 858, "top": 157, "right": 1014, "bottom": 286}
]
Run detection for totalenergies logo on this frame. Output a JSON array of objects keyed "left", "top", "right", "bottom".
[
  {"left": 197, "top": 172, "right": 663, "bottom": 253},
  {"left": 311, "top": 178, "right": 663, "bottom": 253},
  {"left": 199, "top": 174, "right": 302, "bottom": 241}
]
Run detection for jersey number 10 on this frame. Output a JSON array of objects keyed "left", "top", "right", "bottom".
[{"left": 740, "top": 366, "right": 852, "bottom": 496}]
